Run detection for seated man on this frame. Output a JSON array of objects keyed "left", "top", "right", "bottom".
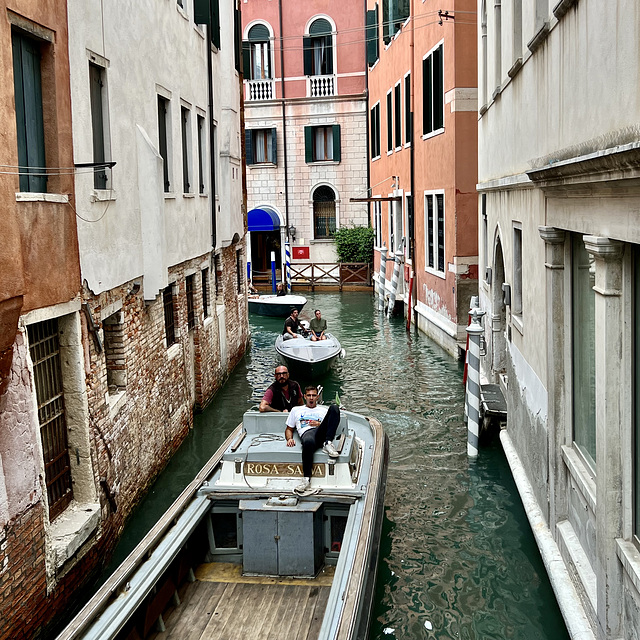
[
  {"left": 285, "top": 385, "right": 340, "bottom": 494},
  {"left": 309, "top": 309, "right": 327, "bottom": 341},
  {"left": 259, "top": 365, "right": 303, "bottom": 413},
  {"left": 276, "top": 283, "right": 286, "bottom": 297},
  {"left": 282, "top": 308, "right": 305, "bottom": 340}
]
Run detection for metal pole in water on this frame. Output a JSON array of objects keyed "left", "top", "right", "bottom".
[
  {"left": 271, "top": 251, "right": 277, "bottom": 293},
  {"left": 387, "top": 238, "right": 405, "bottom": 318},
  {"left": 378, "top": 245, "right": 388, "bottom": 312},
  {"left": 285, "top": 241, "right": 291, "bottom": 292},
  {"left": 466, "top": 308, "right": 485, "bottom": 457},
  {"left": 463, "top": 296, "right": 480, "bottom": 424}
]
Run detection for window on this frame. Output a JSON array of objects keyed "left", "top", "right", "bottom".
[
  {"left": 366, "top": 5, "right": 379, "bottom": 65},
  {"left": 246, "top": 128, "right": 277, "bottom": 165},
  {"left": 512, "top": 0, "right": 523, "bottom": 62},
  {"left": 383, "top": 0, "right": 410, "bottom": 44},
  {"left": 423, "top": 44, "right": 444, "bottom": 136},
  {"left": 157, "top": 95, "right": 171, "bottom": 192},
  {"left": 572, "top": 234, "right": 596, "bottom": 469},
  {"left": 634, "top": 248, "right": 640, "bottom": 539},
  {"left": 425, "top": 192, "right": 445, "bottom": 273},
  {"left": 89, "top": 62, "right": 110, "bottom": 189},
  {"left": 482, "top": 194, "right": 488, "bottom": 279},
  {"left": 214, "top": 254, "right": 223, "bottom": 300},
  {"left": 236, "top": 251, "right": 243, "bottom": 294},
  {"left": 304, "top": 125, "right": 341, "bottom": 163},
  {"left": 313, "top": 185, "right": 336, "bottom": 239},
  {"left": 12, "top": 30, "right": 46, "bottom": 193},
  {"left": 244, "top": 23, "right": 271, "bottom": 80},
  {"left": 103, "top": 312, "right": 126, "bottom": 394},
  {"left": 513, "top": 224, "right": 522, "bottom": 316},
  {"left": 303, "top": 19, "right": 333, "bottom": 76},
  {"left": 202, "top": 268, "right": 210, "bottom": 318},
  {"left": 186, "top": 274, "right": 196, "bottom": 330},
  {"left": 181, "top": 106, "right": 192, "bottom": 193},
  {"left": 27, "top": 319, "right": 73, "bottom": 519},
  {"left": 406, "top": 194, "right": 413, "bottom": 259},
  {"left": 374, "top": 200, "right": 382, "bottom": 247},
  {"left": 404, "top": 72, "right": 412, "bottom": 145},
  {"left": 389, "top": 198, "right": 402, "bottom": 253},
  {"left": 394, "top": 82, "right": 402, "bottom": 149},
  {"left": 370, "top": 103, "right": 381, "bottom": 159},
  {"left": 194, "top": 0, "right": 220, "bottom": 49},
  {"left": 386, "top": 91, "right": 393, "bottom": 153},
  {"left": 163, "top": 285, "right": 176, "bottom": 347},
  {"left": 197, "top": 114, "right": 206, "bottom": 194}
]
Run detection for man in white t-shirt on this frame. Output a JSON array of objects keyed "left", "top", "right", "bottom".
[{"left": 285, "top": 385, "right": 340, "bottom": 493}]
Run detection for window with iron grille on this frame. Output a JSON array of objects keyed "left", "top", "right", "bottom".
[
  {"left": 104, "top": 312, "right": 126, "bottom": 393},
  {"left": 163, "top": 285, "right": 176, "bottom": 347},
  {"left": 202, "top": 268, "right": 210, "bottom": 318},
  {"left": 236, "top": 250, "right": 243, "bottom": 293},
  {"left": 186, "top": 274, "right": 196, "bottom": 330},
  {"left": 27, "top": 319, "right": 73, "bottom": 520},
  {"left": 214, "top": 254, "right": 223, "bottom": 300},
  {"left": 313, "top": 185, "right": 336, "bottom": 239}
]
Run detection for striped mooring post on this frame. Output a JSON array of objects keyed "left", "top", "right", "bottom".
[
  {"left": 387, "top": 238, "right": 405, "bottom": 319},
  {"left": 378, "top": 245, "right": 388, "bottom": 312},
  {"left": 466, "top": 307, "right": 485, "bottom": 457},
  {"left": 285, "top": 241, "right": 292, "bottom": 293}
]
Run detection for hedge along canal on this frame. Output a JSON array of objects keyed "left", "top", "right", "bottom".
[{"left": 96, "top": 291, "right": 569, "bottom": 639}]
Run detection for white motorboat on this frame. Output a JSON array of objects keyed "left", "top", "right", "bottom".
[
  {"left": 275, "top": 332, "right": 344, "bottom": 378},
  {"left": 248, "top": 294, "right": 307, "bottom": 317}
]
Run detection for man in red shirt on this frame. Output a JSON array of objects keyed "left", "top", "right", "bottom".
[{"left": 259, "top": 365, "right": 304, "bottom": 413}]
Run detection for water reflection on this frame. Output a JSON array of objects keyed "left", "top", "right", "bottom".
[{"left": 100, "top": 291, "right": 568, "bottom": 640}]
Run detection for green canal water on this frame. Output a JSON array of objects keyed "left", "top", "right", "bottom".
[{"left": 100, "top": 291, "right": 569, "bottom": 640}]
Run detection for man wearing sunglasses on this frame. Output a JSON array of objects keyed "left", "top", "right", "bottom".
[{"left": 259, "top": 365, "right": 304, "bottom": 413}]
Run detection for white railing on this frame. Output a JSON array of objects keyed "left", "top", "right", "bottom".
[
  {"left": 307, "top": 75, "right": 336, "bottom": 97},
  {"left": 246, "top": 79, "right": 275, "bottom": 101}
]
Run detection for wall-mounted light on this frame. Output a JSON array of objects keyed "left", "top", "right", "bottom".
[{"left": 288, "top": 225, "right": 296, "bottom": 242}]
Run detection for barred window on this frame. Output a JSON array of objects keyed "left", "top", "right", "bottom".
[
  {"left": 186, "top": 274, "right": 196, "bottom": 330},
  {"left": 163, "top": 285, "right": 176, "bottom": 347},
  {"left": 202, "top": 268, "right": 210, "bottom": 318},
  {"left": 313, "top": 185, "right": 337, "bottom": 240}
]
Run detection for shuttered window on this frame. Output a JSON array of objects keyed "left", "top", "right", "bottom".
[
  {"left": 245, "top": 128, "right": 277, "bottom": 165},
  {"left": 158, "top": 96, "right": 170, "bottom": 192},
  {"left": 303, "top": 19, "right": 333, "bottom": 76},
  {"left": 386, "top": 92, "right": 393, "bottom": 153},
  {"left": 197, "top": 114, "right": 206, "bottom": 194},
  {"left": 304, "top": 125, "right": 341, "bottom": 163},
  {"left": 12, "top": 30, "right": 46, "bottom": 193},
  {"left": 423, "top": 44, "right": 444, "bottom": 136},
  {"left": 28, "top": 319, "right": 73, "bottom": 520},
  {"left": 404, "top": 73, "right": 412, "bottom": 145},
  {"left": 370, "top": 103, "right": 381, "bottom": 159},
  {"left": 202, "top": 268, "right": 210, "bottom": 318},
  {"left": 366, "top": 6, "right": 379, "bottom": 65},
  {"left": 194, "top": 0, "right": 220, "bottom": 49},
  {"left": 181, "top": 106, "right": 191, "bottom": 193},
  {"left": 394, "top": 83, "right": 402, "bottom": 149},
  {"left": 425, "top": 192, "right": 445, "bottom": 273},
  {"left": 89, "top": 63, "right": 109, "bottom": 189}
]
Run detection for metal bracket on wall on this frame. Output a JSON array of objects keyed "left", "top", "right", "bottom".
[{"left": 83, "top": 302, "right": 103, "bottom": 353}]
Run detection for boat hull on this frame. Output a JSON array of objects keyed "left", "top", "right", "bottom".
[
  {"left": 248, "top": 294, "right": 306, "bottom": 317},
  {"left": 275, "top": 333, "right": 343, "bottom": 378}
]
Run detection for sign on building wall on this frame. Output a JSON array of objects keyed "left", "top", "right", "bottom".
[{"left": 293, "top": 246, "right": 310, "bottom": 260}]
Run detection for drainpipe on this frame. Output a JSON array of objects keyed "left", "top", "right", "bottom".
[
  {"left": 207, "top": 3, "right": 217, "bottom": 249},
  {"left": 408, "top": 0, "right": 416, "bottom": 326},
  {"left": 278, "top": 0, "right": 290, "bottom": 235},
  {"left": 364, "top": 0, "right": 371, "bottom": 228}
]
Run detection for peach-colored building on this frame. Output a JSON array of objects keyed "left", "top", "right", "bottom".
[
  {"left": 368, "top": 0, "right": 478, "bottom": 357},
  {"left": 241, "top": 0, "right": 369, "bottom": 282}
]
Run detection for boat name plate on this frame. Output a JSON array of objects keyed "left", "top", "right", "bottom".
[{"left": 244, "top": 462, "right": 326, "bottom": 477}]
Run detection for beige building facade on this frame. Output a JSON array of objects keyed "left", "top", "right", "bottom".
[{"left": 478, "top": 0, "right": 640, "bottom": 638}]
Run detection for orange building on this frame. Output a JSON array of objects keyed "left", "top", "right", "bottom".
[{"left": 367, "top": 0, "right": 477, "bottom": 358}]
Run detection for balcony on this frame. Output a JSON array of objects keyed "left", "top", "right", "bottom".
[
  {"left": 307, "top": 75, "right": 336, "bottom": 98},
  {"left": 246, "top": 79, "right": 275, "bottom": 101}
]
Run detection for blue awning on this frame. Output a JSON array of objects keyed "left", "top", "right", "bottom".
[{"left": 248, "top": 206, "right": 281, "bottom": 232}]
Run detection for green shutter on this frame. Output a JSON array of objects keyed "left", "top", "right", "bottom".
[
  {"left": 423, "top": 55, "right": 433, "bottom": 134},
  {"left": 309, "top": 19, "right": 331, "bottom": 36},
  {"left": 270, "top": 128, "right": 277, "bottom": 164},
  {"left": 212, "top": 0, "right": 220, "bottom": 49},
  {"left": 303, "top": 37, "right": 312, "bottom": 76},
  {"left": 332, "top": 125, "right": 341, "bottom": 163},
  {"left": 245, "top": 129, "right": 253, "bottom": 165},
  {"left": 366, "top": 10, "right": 378, "bottom": 65},
  {"left": 382, "top": 0, "right": 390, "bottom": 44},
  {"left": 248, "top": 24, "right": 270, "bottom": 41},
  {"left": 304, "top": 126, "right": 313, "bottom": 163},
  {"left": 242, "top": 41, "right": 251, "bottom": 78},
  {"left": 194, "top": 0, "right": 210, "bottom": 24},
  {"left": 433, "top": 44, "right": 444, "bottom": 130},
  {"left": 234, "top": 6, "right": 241, "bottom": 72}
]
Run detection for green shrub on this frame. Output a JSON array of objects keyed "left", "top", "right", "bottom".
[{"left": 333, "top": 226, "right": 374, "bottom": 263}]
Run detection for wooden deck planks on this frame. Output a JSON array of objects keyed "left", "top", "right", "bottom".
[{"left": 157, "top": 580, "right": 331, "bottom": 640}]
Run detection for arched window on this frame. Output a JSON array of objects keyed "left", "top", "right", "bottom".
[
  {"left": 304, "top": 19, "right": 333, "bottom": 76},
  {"left": 247, "top": 24, "right": 271, "bottom": 80},
  {"left": 313, "top": 185, "right": 336, "bottom": 239}
]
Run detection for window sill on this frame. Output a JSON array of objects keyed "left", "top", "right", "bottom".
[
  {"left": 194, "top": 24, "right": 205, "bottom": 39},
  {"left": 616, "top": 539, "right": 640, "bottom": 597},
  {"left": 512, "top": 313, "right": 524, "bottom": 335},
  {"left": 372, "top": 155, "right": 381, "bottom": 162},
  {"left": 50, "top": 502, "right": 100, "bottom": 569},
  {"left": 395, "top": 146, "right": 403, "bottom": 152},
  {"left": 164, "top": 192, "right": 177, "bottom": 200},
  {"left": 421, "top": 127, "right": 445, "bottom": 141},
  {"left": 199, "top": 192, "right": 208, "bottom": 198},
  {"left": 562, "top": 445, "right": 596, "bottom": 514},
  {"left": 203, "top": 315, "right": 214, "bottom": 329},
  {"left": 90, "top": 189, "right": 116, "bottom": 202},
  {"left": 176, "top": 4, "right": 188, "bottom": 21},
  {"left": 249, "top": 163, "right": 277, "bottom": 169},
  {"left": 107, "top": 389, "right": 126, "bottom": 419},
  {"left": 16, "top": 192, "right": 69, "bottom": 203},
  {"left": 424, "top": 266, "right": 446, "bottom": 280},
  {"left": 167, "top": 342, "right": 181, "bottom": 360},
  {"left": 307, "top": 160, "right": 339, "bottom": 166},
  {"left": 310, "top": 239, "right": 334, "bottom": 244},
  {"left": 404, "top": 142, "right": 412, "bottom": 149},
  {"left": 183, "top": 192, "right": 196, "bottom": 198},
  {"left": 386, "top": 150, "right": 393, "bottom": 156}
]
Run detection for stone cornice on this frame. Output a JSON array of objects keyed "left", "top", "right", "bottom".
[
  {"left": 583, "top": 236, "right": 624, "bottom": 262},
  {"left": 539, "top": 226, "right": 566, "bottom": 245}
]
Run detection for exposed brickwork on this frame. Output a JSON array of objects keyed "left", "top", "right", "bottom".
[{"left": 0, "top": 246, "right": 249, "bottom": 640}]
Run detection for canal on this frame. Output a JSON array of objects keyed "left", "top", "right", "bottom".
[{"left": 100, "top": 291, "right": 569, "bottom": 640}]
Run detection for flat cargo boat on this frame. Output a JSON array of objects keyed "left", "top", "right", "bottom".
[
  {"left": 248, "top": 294, "right": 307, "bottom": 317},
  {"left": 57, "top": 408, "right": 388, "bottom": 640},
  {"left": 275, "top": 333, "right": 344, "bottom": 378}
]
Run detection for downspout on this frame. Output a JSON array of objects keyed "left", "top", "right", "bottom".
[
  {"left": 278, "top": 0, "right": 290, "bottom": 233},
  {"left": 409, "top": 0, "right": 416, "bottom": 326},
  {"left": 364, "top": 0, "right": 371, "bottom": 227},
  {"left": 207, "top": 3, "right": 217, "bottom": 249}
]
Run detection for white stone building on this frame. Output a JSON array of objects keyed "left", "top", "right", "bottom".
[{"left": 478, "top": 0, "right": 640, "bottom": 638}]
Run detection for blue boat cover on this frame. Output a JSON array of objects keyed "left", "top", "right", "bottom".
[{"left": 248, "top": 206, "right": 281, "bottom": 232}]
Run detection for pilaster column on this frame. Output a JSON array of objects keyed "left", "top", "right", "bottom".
[
  {"left": 583, "top": 235, "right": 624, "bottom": 640},
  {"left": 538, "top": 226, "right": 567, "bottom": 529}
]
